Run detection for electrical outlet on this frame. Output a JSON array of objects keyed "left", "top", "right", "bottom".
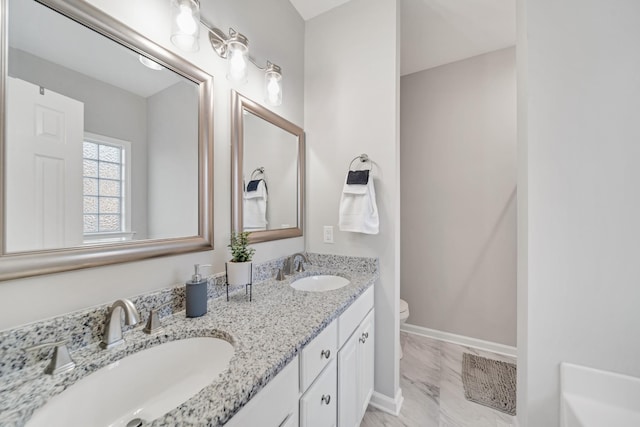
[{"left": 323, "top": 226, "right": 334, "bottom": 243}]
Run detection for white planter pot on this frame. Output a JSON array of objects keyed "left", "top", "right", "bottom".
[{"left": 226, "top": 261, "right": 253, "bottom": 285}]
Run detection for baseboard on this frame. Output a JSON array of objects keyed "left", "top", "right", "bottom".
[
  {"left": 368, "top": 388, "right": 404, "bottom": 416},
  {"left": 401, "top": 323, "right": 517, "bottom": 358}
]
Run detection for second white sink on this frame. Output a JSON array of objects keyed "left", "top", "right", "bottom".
[
  {"left": 27, "top": 337, "right": 234, "bottom": 427},
  {"left": 291, "top": 275, "right": 350, "bottom": 292}
]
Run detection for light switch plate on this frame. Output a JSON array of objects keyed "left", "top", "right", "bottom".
[{"left": 323, "top": 226, "right": 334, "bottom": 243}]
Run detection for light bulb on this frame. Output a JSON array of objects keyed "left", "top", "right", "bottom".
[
  {"left": 264, "top": 62, "right": 282, "bottom": 106},
  {"left": 170, "top": 0, "right": 200, "bottom": 52},
  {"left": 227, "top": 45, "right": 248, "bottom": 84},
  {"left": 267, "top": 77, "right": 280, "bottom": 103},
  {"left": 176, "top": 5, "right": 197, "bottom": 35}
]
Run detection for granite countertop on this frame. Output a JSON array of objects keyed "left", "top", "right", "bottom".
[{"left": 0, "top": 256, "right": 378, "bottom": 426}]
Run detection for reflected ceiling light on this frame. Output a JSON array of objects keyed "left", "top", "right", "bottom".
[
  {"left": 264, "top": 62, "right": 282, "bottom": 106},
  {"left": 138, "top": 55, "right": 164, "bottom": 71},
  {"left": 170, "top": 0, "right": 200, "bottom": 53}
]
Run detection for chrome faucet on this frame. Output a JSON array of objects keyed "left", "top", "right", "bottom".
[
  {"left": 282, "top": 252, "right": 310, "bottom": 275},
  {"left": 100, "top": 299, "right": 140, "bottom": 349}
]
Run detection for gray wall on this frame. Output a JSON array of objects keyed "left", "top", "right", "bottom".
[
  {"left": 400, "top": 47, "right": 517, "bottom": 346},
  {"left": 147, "top": 82, "right": 199, "bottom": 239},
  {"left": 518, "top": 0, "right": 640, "bottom": 425},
  {"left": 8, "top": 48, "right": 149, "bottom": 239}
]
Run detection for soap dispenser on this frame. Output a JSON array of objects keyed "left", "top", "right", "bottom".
[{"left": 186, "top": 264, "right": 208, "bottom": 318}]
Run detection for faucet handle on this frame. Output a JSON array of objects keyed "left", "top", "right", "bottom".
[
  {"left": 143, "top": 301, "right": 172, "bottom": 334},
  {"left": 296, "top": 261, "right": 306, "bottom": 273},
  {"left": 25, "top": 339, "right": 76, "bottom": 375},
  {"left": 275, "top": 268, "right": 286, "bottom": 281}
]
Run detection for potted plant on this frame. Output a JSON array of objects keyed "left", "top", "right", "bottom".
[{"left": 226, "top": 231, "right": 255, "bottom": 286}]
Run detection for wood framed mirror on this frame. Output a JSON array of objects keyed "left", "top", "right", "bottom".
[
  {"left": 0, "top": 0, "right": 214, "bottom": 280},
  {"left": 231, "top": 91, "right": 304, "bottom": 243}
]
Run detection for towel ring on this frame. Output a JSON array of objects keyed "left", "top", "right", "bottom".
[
  {"left": 250, "top": 167, "right": 265, "bottom": 180},
  {"left": 348, "top": 154, "right": 372, "bottom": 171}
]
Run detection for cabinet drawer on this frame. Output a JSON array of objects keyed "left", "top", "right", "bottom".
[
  {"left": 300, "top": 359, "right": 337, "bottom": 427},
  {"left": 338, "top": 286, "right": 374, "bottom": 349},
  {"left": 300, "top": 320, "right": 337, "bottom": 392},
  {"left": 225, "top": 356, "right": 299, "bottom": 427}
]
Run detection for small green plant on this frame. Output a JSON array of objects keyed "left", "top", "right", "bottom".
[{"left": 228, "top": 231, "right": 255, "bottom": 263}]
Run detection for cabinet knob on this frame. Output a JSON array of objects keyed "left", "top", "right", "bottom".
[
  {"left": 321, "top": 349, "right": 331, "bottom": 359},
  {"left": 360, "top": 337, "right": 366, "bottom": 344},
  {"left": 321, "top": 394, "right": 331, "bottom": 405},
  {"left": 364, "top": 332, "right": 369, "bottom": 339}
]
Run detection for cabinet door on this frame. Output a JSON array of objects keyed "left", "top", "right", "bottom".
[
  {"left": 300, "top": 359, "right": 337, "bottom": 427},
  {"left": 357, "top": 309, "right": 375, "bottom": 420},
  {"left": 225, "top": 356, "right": 299, "bottom": 427},
  {"left": 338, "top": 331, "right": 359, "bottom": 427}
]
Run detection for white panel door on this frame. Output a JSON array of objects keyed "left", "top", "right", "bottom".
[{"left": 6, "top": 77, "right": 84, "bottom": 252}]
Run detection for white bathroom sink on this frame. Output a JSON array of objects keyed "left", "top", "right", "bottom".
[
  {"left": 27, "top": 337, "right": 234, "bottom": 427},
  {"left": 291, "top": 275, "right": 350, "bottom": 292}
]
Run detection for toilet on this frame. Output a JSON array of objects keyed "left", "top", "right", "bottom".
[{"left": 399, "top": 299, "right": 410, "bottom": 359}]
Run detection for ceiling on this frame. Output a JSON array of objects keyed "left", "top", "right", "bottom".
[{"left": 288, "top": 0, "right": 516, "bottom": 76}]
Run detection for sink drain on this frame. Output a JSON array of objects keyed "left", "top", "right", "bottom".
[{"left": 126, "top": 418, "right": 144, "bottom": 427}]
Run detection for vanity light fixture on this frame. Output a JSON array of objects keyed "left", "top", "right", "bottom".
[
  {"left": 170, "top": 0, "right": 200, "bottom": 53},
  {"left": 169, "top": 1, "right": 284, "bottom": 105}
]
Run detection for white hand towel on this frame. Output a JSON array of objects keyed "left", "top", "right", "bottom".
[
  {"left": 244, "top": 180, "right": 268, "bottom": 230},
  {"left": 338, "top": 174, "right": 379, "bottom": 234}
]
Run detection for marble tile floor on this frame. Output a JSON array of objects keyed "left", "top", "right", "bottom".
[{"left": 361, "top": 332, "right": 516, "bottom": 427}]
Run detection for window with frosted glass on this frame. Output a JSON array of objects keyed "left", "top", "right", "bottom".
[{"left": 83, "top": 141, "right": 125, "bottom": 234}]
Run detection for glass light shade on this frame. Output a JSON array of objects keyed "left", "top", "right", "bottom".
[
  {"left": 264, "top": 65, "right": 283, "bottom": 106},
  {"left": 170, "top": 0, "right": 200, "bottom": 52},
  {"left": 226, "top": 39, "right": 249, "bottom": 84}
]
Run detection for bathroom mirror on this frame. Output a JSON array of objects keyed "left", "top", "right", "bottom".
[
  {"left": 231, "top": 91, "right": 304, "bottom": 243},
  {"left": 0, "top": 0, "right": 214, "bottom": 280}
]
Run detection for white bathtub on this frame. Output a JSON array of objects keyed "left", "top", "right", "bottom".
[{"left": 561, "top": 362, "right": 640, "bottom": 427}]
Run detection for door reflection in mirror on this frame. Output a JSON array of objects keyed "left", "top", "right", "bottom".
[{"left": 4, "top": 0, "right": 199, "bottom": 253}]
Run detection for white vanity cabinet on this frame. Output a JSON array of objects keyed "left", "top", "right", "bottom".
[
  {"left": 226, "top": 287, "right": 375, "bottom": 427},
  {"left": 337, "top": 287, "right": 375, "bottom": 427},
  {"left": 225, "top": 355, "right": 299, "bottom": 427},
  {"left": 299, "top": 321, "right": 338, "bottom": 427}
]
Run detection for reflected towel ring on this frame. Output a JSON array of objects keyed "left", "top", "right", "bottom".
[{"left": 348, "top": 154, "right": 372, "bottom": 171}]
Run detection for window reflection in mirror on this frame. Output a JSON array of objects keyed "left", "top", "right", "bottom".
[{"left": 4, "top": 0, "right": 199, "bottom": 253}]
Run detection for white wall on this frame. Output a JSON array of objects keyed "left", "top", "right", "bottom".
[
  {"left": 0, "top": 0, "right": 304, "bottom": 331},
  {"left": 305, "top": 0, "right": 401, "bottom": 402},
  {"left": 519, "top": 0, "right": 640, "bottom": 425},
  {"left": 400, "top": 48, "right": 517, "bottom": 346},
  {"left": 147, "top": 82, "right": 199, "bottom": 239}
]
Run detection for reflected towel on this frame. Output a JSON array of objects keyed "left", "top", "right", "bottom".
[
  {"left": 244, "top": 179, "right": 268, "bottom": 230},
  {"left": 338, "top": 173, "right": 379, "bottom": 234}
]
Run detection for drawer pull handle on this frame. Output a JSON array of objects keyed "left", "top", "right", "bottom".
[
  {"left": 321, "top": 394, "right": 331, "bottom": 405},
  {"left": 278, "top": 412, "right": 293, "bottom": 427},
  {"left": 321, "top": 349, "right": 331, "bottom": 359}
]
